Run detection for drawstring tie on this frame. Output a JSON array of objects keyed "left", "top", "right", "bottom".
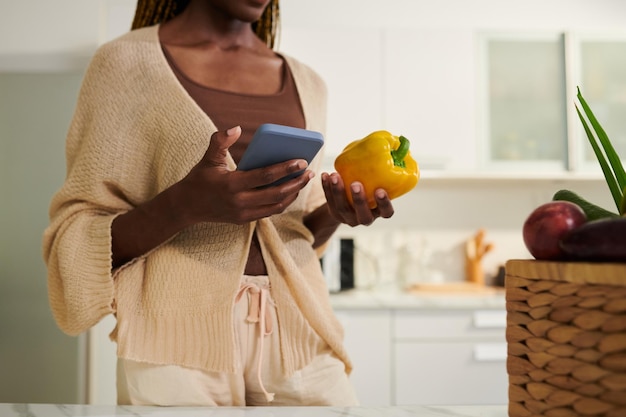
[{"left": 235, "top": 281, "right": 276, "bottom": 403}]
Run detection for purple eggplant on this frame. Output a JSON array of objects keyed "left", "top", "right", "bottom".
[{"left": 559, "top": 217, "right": 626, "bottom": 262}]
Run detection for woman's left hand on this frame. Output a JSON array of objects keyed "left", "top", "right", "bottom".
[{"left": 321, "top": 172, "right": 394, "bottom": 227}]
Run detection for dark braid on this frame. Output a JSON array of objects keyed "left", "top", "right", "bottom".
[
  {"left": 131, "top": 0, "right": 185, "bottom": 30},
  {"left": 253, "top": 0, "right": 280, "bottom": 49},
  {"left": 131, "top": 0, "right": 280, "bottom": 49}
]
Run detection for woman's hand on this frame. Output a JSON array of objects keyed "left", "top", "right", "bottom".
[
  {"left": 111, "top": 126, "right": 313, "bottom": 268},
  {"left": 179, "top": 126, "right": 314, "bottom": 225},
  {"left": 321, "top": 171, "right": 394, "bottom": 227}
]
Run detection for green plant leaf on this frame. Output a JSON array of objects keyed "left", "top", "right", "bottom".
[
  {"left": 576, "top": 87, "right": 626, "bottom": 213},
  {"left": 575, "top": 105, "right": 623, "bottom": 211},
  {"left": 577, "top": 88, "right": 626, "bottom": 189}
]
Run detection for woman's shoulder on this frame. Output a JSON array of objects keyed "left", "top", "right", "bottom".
[
  {"left": 83, "top": 26, "right": 162, "bottom": 82},
  {"left": 90, "top": 26, "right": 160, "bottom": 67},
  {"left": 104, "top": 25, "right": 160, "bottom": 48}
]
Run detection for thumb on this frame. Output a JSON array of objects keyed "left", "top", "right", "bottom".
[{"left": 202, "top": 126, "right": 241, "bottom": 166}]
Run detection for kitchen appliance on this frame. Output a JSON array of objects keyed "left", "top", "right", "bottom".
[{"left": 322, "top": 237, "right": 355, "bottom": 292}]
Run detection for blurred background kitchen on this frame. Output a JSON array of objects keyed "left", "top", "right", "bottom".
[{"left": 2, "top": 0, "right": 626, "bottom": 408}]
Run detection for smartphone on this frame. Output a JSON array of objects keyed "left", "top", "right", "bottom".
[{"left": 237, "top": 123, "right": 324, "bottom": 186}]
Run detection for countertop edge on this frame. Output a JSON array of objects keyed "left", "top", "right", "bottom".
[{"left": 328, "top": 287, "right": 506, "bottom": 310}]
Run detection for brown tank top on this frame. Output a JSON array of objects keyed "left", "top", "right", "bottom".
[
  {"left": 162, "top": 46, "right": 306, "bottom": 275},
  {"left": 162, "top": 46, "right": 306, "bottom": 164}
]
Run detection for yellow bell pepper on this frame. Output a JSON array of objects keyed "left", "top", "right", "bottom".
[{"left": 334, "top": 130, "right": 419, "bottom": 208}]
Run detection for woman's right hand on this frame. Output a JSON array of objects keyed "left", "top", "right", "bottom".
[
  {"left": 111, "top": 126, "right": 313, "bottom": 268},
  {"left": 177, "top": 126, "right": 314, "bottom": 225}
]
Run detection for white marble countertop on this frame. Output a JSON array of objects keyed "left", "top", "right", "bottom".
[
  {"left": 328, "top": 285, "right": 506, "bottom": 310},
  {"left": 4, "top": 404, "right": 508, "bottom": 417}
]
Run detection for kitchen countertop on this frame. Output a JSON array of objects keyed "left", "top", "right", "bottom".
[
  {"left": 4, "top": 404, "right": 508, "bottom": 417},
  {"left": 328, "top": 285, "right": 506, "bottom": 310}
]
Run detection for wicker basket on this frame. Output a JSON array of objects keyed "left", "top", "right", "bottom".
[{"left": 505, "top": 260, "right": 626, "bottom": 417}]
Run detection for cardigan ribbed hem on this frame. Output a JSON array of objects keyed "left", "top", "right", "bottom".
[{"left": 116, "top": 309, "right": 239, "bottom": 373}]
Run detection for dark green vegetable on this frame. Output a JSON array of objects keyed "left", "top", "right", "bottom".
[{"left": 552, "top": 189, "right": 618, "bottom": 221}]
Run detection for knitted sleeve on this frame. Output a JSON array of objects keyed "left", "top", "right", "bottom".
[{"left": 42, "top": 40, "right": 159, "bottom": 336}]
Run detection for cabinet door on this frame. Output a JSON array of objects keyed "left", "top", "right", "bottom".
[
  {"left": 88, "top": 315, "right": 118, "bottom": 404},
  {"left": 395, "top": 309, "right": 507, "bottom": 340},
  {"left": 394, "top": 341, "right": 507, "bottom": 405},
  {"left": 385, "top": 28, "right": 478, "bottom": 171},
  {"left": 334, "top": 309, "right": 392, "bottom": 406},
  {"left": 578, "top": 37, "right": 626, "bottom": 171},
  {"left": 480, "top": 34, "right": 567, "bottom": 171},
  {"left": 278, "top": 27, "right": 383, "bottom": 159}
]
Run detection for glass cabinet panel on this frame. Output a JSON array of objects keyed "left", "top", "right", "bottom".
[
  {"left": 578, "top": 40, "right": 626, "bottom": 166},
  {"left": 482, "top": 35, "right": 567, "bottom": 168}
]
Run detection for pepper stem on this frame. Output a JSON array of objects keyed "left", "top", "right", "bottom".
[{"left": 391, "top": 136, "right": 410, "bottom": 168}]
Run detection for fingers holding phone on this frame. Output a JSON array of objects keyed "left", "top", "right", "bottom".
[
  {"left": 181, "top": 124, "right": 322, "bottom": 224},
  {"left": 238, "top": 158, "right": 314, "bottom": 191},
  {"left": 237, "top": 123, "right": 323, "bottom": 187}
]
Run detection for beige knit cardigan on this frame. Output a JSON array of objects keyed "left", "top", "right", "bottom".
[{"left": 42, "top": 25, "right": 351, "bottom": 377}]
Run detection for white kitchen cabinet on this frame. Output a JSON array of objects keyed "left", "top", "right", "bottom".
[
  {"left": 393, "top": 309, "right": 507, "bottom": 406},
  {"left": 577, "top": 35, "right": 626, "bottom": 170},
  {"left": 88, "top": 315, "right": 118, "bottom": 405},
  {"left": 479, "top": 34, "right": 567, "bottom": 171},
  {"left": 394, "top": 309, "right": 506, "bottom": 339},
  {"left": 277, "top": 27, "right": 384, "bottom": 159},
  {"left": 334, "top": 309, "right": 392, "bottom": 406},
  {"left": 394, "top": 341, "right": 507, "bottom": 405},
  {"left": 478, "top": 33, "right": 626, "bottom": 175},
  {"left": 384, "top": 28, "right": 478, "bottom": 172},
  {"left": 334, "top": 301, "right": 507, "bottom": 407}
]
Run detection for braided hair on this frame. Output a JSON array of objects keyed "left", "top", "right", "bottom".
[{"left": 131, "top": 0, "right": 280, "bottom": 49}]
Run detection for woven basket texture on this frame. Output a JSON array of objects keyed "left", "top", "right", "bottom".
[{"left": 505, "top": 260, "right": 626, "bottom": 417}]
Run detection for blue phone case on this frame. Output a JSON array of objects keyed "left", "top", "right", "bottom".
[{"left": 237, "top": 123, "right": 324, "bottom": 186}]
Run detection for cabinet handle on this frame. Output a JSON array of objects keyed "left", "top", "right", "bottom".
[
  {"left": 473, "top": 343, "right": 507, "bottom": 361},
  {"left": 472, "top": 310, "right": 506, "bottom": 328}
]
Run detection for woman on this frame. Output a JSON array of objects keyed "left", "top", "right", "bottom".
[{"left": 43, "top": 0, "right": 395, "bottom": 406}]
